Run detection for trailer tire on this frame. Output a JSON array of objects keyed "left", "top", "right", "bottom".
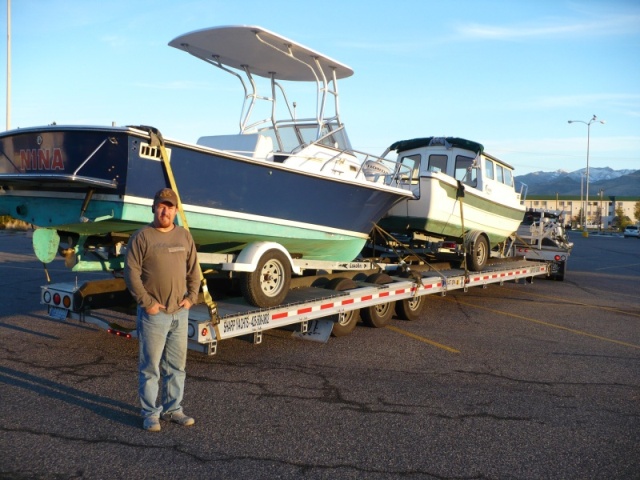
[
  {"left": 240, "top": 249, "right": 291, "bottom": 307},
  {"left": 393, "top": 271, "right": 426, "bottom": 321},
  {"left": 361, "top": 273, "right": 395, "bottom": 328},
  {"left": 395, "top": 294, "right": 426, "bottom": 321},
  {"left": 325, "top": 278, "right": 360, "bottom": 337},
  {"left": 468, "top": 235, "right": 488, "bottom": 271}
]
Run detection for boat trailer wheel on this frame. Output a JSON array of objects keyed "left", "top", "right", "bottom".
[
  {"left": 468, "top": 235, "right": 489, "bottom": 271},
  {"left": 241, "top": 249, "right": 291, "bottom": 308}
]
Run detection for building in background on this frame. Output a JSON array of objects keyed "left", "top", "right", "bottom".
[{"left": 523, "top": 196, "right": 640, "bottom": 229}]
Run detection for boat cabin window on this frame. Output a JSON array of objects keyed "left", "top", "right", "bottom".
[
  {"left": 400, "top": 154, "right": 421, "bottom": 183},
  {"left": 503, "top": 168, "right": 514, "bottom": 187},
  {"left": 455, "top": 155, "right": 477, "bottom": 187},
  {"left": 427, "top": 154, "right": 448, "bottom": 173},
  {"left": 496, "top": 164, "right": 504, "bottom": 183},
  {"left": 485, "top": 159, "right": 495, "bottom": 180}
]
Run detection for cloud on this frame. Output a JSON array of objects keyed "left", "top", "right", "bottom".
[
  {"left": 487, "top": 135, "right": 640, "bottom": 174},
  {"left": 512, "top": 93, "right": 640, "bottom": 113},
  {"left": 456, "top": 12, "right": 640, "bottom": 41},
  {"left": 490, "top": 135, "right": 640, "bottom": 154}
]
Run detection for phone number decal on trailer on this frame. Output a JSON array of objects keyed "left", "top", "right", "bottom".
[{"left": 222, "top": 313, "right": 270, "bottom": 334}]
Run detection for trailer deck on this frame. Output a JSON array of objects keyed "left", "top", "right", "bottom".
[{"left": 41, "top": 260, "right": 549, "bottom": 355}]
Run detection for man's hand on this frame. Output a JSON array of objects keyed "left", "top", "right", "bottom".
[
  {"left": 145, "top": 303, "right": 166, "bottom": 315},
  {"left": 179, "top": 298, "right": 193, "bottom": 310}
]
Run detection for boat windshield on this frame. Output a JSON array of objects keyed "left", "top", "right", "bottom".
[
  {"left": 258, "top": 121, "right": 352, "bottom": 153},
  {"left": 427, "top": 154, "right": 448, "bottom": 173},
  {"left": 455, "top": 155, "right": 477, "bottom": 187},
  {"left": 503, "top": 168, "right": 514, "bottom": 187}
]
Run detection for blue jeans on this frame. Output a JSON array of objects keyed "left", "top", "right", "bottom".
[{"left": 137, "top": 306, "right": 189, "bottom": 418}]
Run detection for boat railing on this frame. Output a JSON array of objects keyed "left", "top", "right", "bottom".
[
  {"left": 284, "top": 140, "right": 413, "bottom": 190},
  {"left": 296, "top": 123, "right": 414, "bottom": 187},
  {"left": 517, "top": 181, "right": 528, "bottom": 204},
  {"left": 258, "top": 120, "right": 413, "bottom": 190},
  {"left": 353, "top": 151, "right": 414, "bottom": 190},
  {"left": 0, "top": 173, "right": 118, "bottom": 189}
]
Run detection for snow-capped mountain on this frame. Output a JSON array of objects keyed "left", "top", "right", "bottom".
[{"left": 514, "top": 168, "right": 640, "bottom": 196}]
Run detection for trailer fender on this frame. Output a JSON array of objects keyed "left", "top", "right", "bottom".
[{"left": 220, "top": 242, "right": 301, "bottom": 275}]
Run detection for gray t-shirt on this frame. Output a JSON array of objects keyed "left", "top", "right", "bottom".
[{"left": 124, "top": 224, "right": 200, "bottom": 314}]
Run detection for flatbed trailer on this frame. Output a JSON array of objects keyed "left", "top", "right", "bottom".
[
  {"left": 513, "top": 245, "right": 569, "bottom": 280},
  {"left": 41, "top": 259, "right": 550, "bottom": 355}
]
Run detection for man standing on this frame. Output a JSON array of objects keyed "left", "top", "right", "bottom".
[{"left": 124, "top": 188, "right": 200, "bottom": 432}]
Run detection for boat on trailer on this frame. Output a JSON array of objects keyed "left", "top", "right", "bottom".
[
  {"left": 0, "top": 25, "right": 413, "bottom": 306},
  {"left": 513, "top": 208, "right": 572, "bottom": 280},
  {"left": 375, "top": 136, "right": 527, "bottom": 270},
  {"left": 516, "top": 208, "right": 573, "bottom": 252}
]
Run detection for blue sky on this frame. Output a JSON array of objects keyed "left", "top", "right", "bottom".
[{"left": 1, "top": 0, "right": 639, "bottom": 175}]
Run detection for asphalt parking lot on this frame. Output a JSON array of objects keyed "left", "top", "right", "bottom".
[{"left": 1, "top": 229, "right": 639, "bottom": 479}]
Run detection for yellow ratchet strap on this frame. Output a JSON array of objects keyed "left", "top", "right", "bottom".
[
  {"left": 456, "top": 180, "right": 470, "bottom": 279},
  {"left": 148, "top": 128, "right": 221, "bottom": 333}
]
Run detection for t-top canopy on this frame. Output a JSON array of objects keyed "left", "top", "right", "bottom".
[{"left": 169, "top": 25, "right": 354, "bottom": 82}]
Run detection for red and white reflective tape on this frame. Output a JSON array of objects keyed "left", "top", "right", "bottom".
[{"left": 271, "top": 282, "right": 442, "bottom": 321}]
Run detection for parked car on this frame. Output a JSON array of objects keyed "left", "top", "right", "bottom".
[{"left": 623, "top": 225, "right": 639, "bottom": 238}]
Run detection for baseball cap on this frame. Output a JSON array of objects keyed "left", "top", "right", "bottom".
[{"left": 153, "top": 188, "right": 178, "bottom": 207}]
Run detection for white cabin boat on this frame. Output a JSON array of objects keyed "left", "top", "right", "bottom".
[{"left": 377, "top": 137, "right": 527, "bottom": 269}]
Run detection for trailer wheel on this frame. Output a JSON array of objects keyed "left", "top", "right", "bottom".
[
  {"left": 468, "top": 235, "right": 488, "bottom": 271},
  {"left": 325, "top": 277, "right": 360, "bottom": 337},
  {"left": 395, "top": 294, "right": 426, "bottom": 321},
  {"left": 393, "top": 271, "right": 426, "bottom": 321},
  {"left": 240, "top": 249, "right": 291, "bottom": 307},
  {"left": 361, "top": 273, "right": 395, "bottom": 328}
]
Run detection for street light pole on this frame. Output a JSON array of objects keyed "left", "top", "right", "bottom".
[
  {"left": 6, "top": 0, "right": 10, "bottom": 131},
  {"left": 568, "top": 115, "right": 605, "bottom": 237},
  {"left": 580, "top": 174, "right": 584, "bottom": 227},
  {"left": 599, "top": 188, "right": 604, "bottom": 232}
]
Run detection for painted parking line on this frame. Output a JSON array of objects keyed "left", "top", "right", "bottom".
[
  {"left": 594, "top": 262, "right": 640, "bottom": 271},
  {"left": 444, "top": 298, "right": 640, "bottom": 350},
  {"left": 502, "top": 286, "right": 640, "bottom": 317},
  {"left": 385, "top": 324, "right": 460, "bottom": 353}
]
